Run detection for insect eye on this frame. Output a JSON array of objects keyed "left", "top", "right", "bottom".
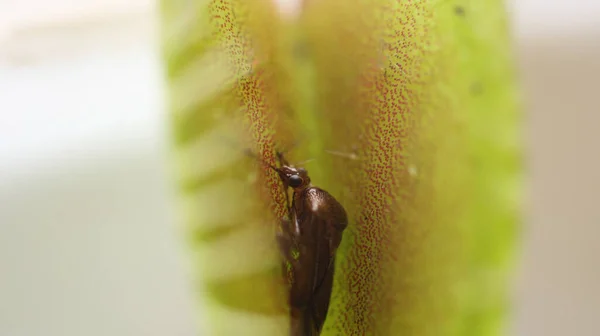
[{"left": 289, "top": 175, "right": 303, "bottom": 188}]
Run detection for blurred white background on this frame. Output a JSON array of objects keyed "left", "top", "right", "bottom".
[{"left": 0, "top": 0, "right": 598, "bottom": 335}]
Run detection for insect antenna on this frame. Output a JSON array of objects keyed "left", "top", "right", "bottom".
[
  {"left": 292, "top": 158, "right": 315, "bottom": 167},
  {"left": 275, "top": 138, "right": 304, "bottom": 161},
  {"left": 243, "top": 148, "right": 293, "bottom": 214},
  {"left": 242, "top": 148, "right": 278, "bottom": 171},
  {"left": 276, "top": 150, "right": 290, "bottom": 167}
]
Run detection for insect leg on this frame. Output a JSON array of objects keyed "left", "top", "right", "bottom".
[
  {"left": 273, "top": 150, "right": 293, "bottom": 215},
  {"left": 276, "top": 150, "right": 291, "bottom": 167},
  {"left": 282, "top": 185, "right": 292, "bottom": 217},
  {"left": 276, "top": 218, "right": 300, "bottom": 269},
  {"left": 290, "top": 307, "right": 318, "bottom": 336}
]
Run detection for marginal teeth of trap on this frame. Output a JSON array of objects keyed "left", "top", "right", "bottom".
[
  {"left": 162, "top": 3, "right": 209, "bottom": 52},
  {"left": 175, "top": 122, "right": 244, "bottom": 183},
  {"left": 169, "top": 48, "right": 233, "bottom": 115},
  {"left": 178, "top": 179, "right": 250, "bottom": 231},
  {"left": 199, "top": 298, "right": 287, "bottom": 335},
  {"left": 193, "top": 224, "right": 279, "bottom": 281}
]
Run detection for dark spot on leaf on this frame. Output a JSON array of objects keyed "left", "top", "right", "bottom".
[
  {"left": 454, "top": 6, "right": 465, "bottom": 16},
  {"left": 470, "top": 82, "right": 483, "bottom": 96},
  {"left": 293, "top": 40, "right": 310, "bottom": 60}
]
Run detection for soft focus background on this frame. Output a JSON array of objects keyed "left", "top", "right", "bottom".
[{"left": 0, "top": 0, "right": 598, "bottom": 335}]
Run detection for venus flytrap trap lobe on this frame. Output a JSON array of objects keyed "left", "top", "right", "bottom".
[{"left": 163, "top": 0, "right": 520, "bottom": 335}]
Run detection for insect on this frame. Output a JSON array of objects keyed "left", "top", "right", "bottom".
[{"left": 266, "top": 151, "right": 349, "bottom": 336}]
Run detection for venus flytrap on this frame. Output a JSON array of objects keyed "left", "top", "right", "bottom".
[{"left": 161, "top": 0, "right": 521, "bottom": 335}]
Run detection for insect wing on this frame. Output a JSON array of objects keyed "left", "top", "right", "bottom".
[{"left": 301, "top": 188, "right": 348, "bottom": 332}]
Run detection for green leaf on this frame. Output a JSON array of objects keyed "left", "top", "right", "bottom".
[{"left": 160, "top": 0, "right": 522, "bottom": 335}]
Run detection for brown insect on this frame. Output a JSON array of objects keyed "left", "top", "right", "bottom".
[{"left": 266, "top": 151, "right": 349, "bottom": 336}]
